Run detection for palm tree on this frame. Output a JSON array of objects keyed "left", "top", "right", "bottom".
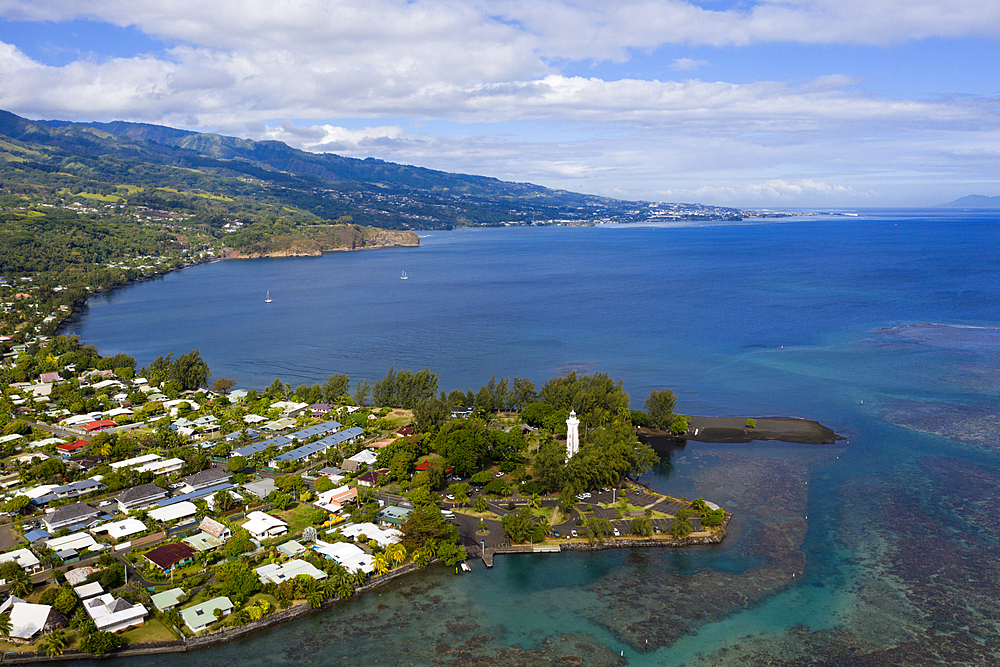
[
  {"left": 194, "top": 499, "right": 211, "bottom": 520},
  {"left": 413, "top": 546, "right": 432, "bottom": 567},
  {"left": 0, "top": 612, "right": 10, "bottom": 638},
  {"left": 373, "top": 553, "right": 389, "bottom": 576},
  {"left": 386, "top": 543, "right": 406, "bottom": 566},
  {"left": 8, "top": 572, "right": 31, "bottom": 599},
  {"left": 336, "top": 578, "right": 354, "bottom": 599},
  {"left": 350, "top": 568, "right": 367, "bottom": 587},
  {"left": 38, "top": 630, "right": 67, "bottom": 657},
  {"left": 529, "top": 493, "right": 542, "bottom": 510}
]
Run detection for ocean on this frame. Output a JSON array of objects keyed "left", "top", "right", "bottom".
[{"left": 66, "top": 209, "right": 1000, "bottom": 665}]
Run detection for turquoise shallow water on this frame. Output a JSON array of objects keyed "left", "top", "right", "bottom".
[{"left": 66, "top": 210, "right": 1000, "bottom": 665}]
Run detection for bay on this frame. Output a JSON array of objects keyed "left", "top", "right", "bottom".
[{"left": 65, "top": 210, "right": 1000, "bottom": 665}]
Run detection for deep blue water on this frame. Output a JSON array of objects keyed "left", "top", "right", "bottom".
[{"left": 66, "top": 210, "right": 1000, "bottom": 666}]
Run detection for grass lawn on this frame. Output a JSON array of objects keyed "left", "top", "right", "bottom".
[
  {"left": 530, "top": 506, "right": 557, "bottom": 524},
  {"left": 273, "top": 503, "right": 326, "bottom": 534},
  {"left": 455, "top": 509, "right": 502, "bottom": 521},
  {"left": 120, "top": 616, "right": 177, "bottom": 644}
]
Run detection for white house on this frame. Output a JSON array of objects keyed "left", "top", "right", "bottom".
[
  {"left": 255, "top": 559, "right": 327, "bottom": 585},
  {"left": 0, "top": 548, "right": 42, "bottom": 574},
  {"left": 181, "top": 596, "right": 233, "bottom": 633},
  {"left": 0, "top": 597, "right": 58, "bottom": 641},
  {"left": 82, "top": 594, "right": 149, "bottom": 633},
  {"left": 312, "top": 540, "right": 374, "bottom": 573},
  {"left": 241, "top": 511, "right": 287, "bottom": 541}
]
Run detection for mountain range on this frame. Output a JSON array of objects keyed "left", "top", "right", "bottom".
[{"left": 0, "top": 110, "right": 743, "bottom": 230}]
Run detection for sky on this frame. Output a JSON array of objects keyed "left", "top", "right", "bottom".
[{"left": 0, "top": 1, "right": 998, "bottom": 208}]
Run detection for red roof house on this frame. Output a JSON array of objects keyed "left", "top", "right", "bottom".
[
  {"left": 56, "top": 440, "right": 88, "bottom": 455},
  {"left": 83, "top": 420, "right": 116, "bottom": 432}
]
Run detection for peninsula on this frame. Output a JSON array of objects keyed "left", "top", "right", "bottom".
[{"left": 0, "top": 326, "right": 749, "bottom": 660}]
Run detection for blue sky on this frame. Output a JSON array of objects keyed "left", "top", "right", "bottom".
[{"left": 0, "top": 1, "right": 998, "bottom": 207}]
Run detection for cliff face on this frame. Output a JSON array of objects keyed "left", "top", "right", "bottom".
[{"left": 233, "top": 224, "right": 419, "bottom": 258}]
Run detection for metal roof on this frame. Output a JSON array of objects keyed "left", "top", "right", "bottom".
[
  {"left": 156, "top": 482, "right": 234, "bottom": 507},
  {"left": 271, "top": 427, "right": 364, "bottom": 463}
]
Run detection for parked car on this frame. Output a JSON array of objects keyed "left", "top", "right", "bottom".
[
  {"left": 613, "top": 528, "right": 620, "bottom": 537},
  {"left": 571, "top": 529, "right": 578, "bottom": 538}
]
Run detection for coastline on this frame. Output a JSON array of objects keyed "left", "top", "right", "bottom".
[
  {"left": 0, "top": 560, "right": 430, "bottom": 663},
  {"left": 639, "top": 416, "right": 844, "bottom": 446}
]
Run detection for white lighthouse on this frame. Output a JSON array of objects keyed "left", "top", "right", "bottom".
[{"left": 566, "top": 410, "right": 580, "bottom": 460}]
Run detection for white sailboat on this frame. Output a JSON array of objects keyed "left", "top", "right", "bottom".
[
  {"left": 400, "top": 270, "right": 408, "bottom": 280},
  {"left": 265, "top": 290, "right": 272, "bottom": 303}
]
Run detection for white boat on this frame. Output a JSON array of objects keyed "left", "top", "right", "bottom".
[
  {"left": 460, "top": 562, "right": 471, "bottom": 572},
  {"left": 401, "top": 270, "right": 408, "bottom": 280},
  {"left": 265, "top": 291, "right": 272, "bottom": 303}
]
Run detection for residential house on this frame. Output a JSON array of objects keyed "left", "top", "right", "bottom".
[
  {"left": 255, "top": 559, "right": 327, "bottom": 585},
  {"left": 91, "top": 518, "right": 147, "bottom": 541},
  {"left": 42, "top": 502, "right": 102, "bottom": 532},
  {"left": 82, "top": 594, "right": 148, "bottom": 632},
  {"left": 0, "top": 548, "right": 42, "bottom": 574},
  {"left": 55, "top": 440, "right": 88, "bottom": 457},
  {"left": 179, "top": 467, "right": 232, "bottom": 494},
  {"left": 342, "top": 448, "right": 378, "bottom": 472},
  {"left": 242, "top": 478, "right": 277, "bottom": 500},
  {"left": 198, "top": 517, "right": 232, "bottom": 541},
  {"left": 143, "top": 542, "right": 197, "bottom": 571},
  {"left": 148, "top": 502, "right": 198, "bottom": 524},
  {"left": 242, "top": 511, "right": 287, "bottom": 541},
  {"left": 31, "top": 478, "right": 105, "bottom": 505},
  {"left": 377, "top": 505, "right": 413, "bottom": 527},
  {"left": 110, "top": 453, "right": 163, "bottom": 470},
  {"left": 0, "top": 597, "right": 63, "bottom": 642},
  {"left": 150, "top": 588, "right": 185, "bottom": 612},
  {"left": 72, "top": 582, "right": 104, "bottom": 600},
  {"left": 270, "top": 401, "right": 309, "bottom": 416},
  {"left": 311, "top": 540, "right": 373, "bottom": 573},
  {"left": 341, "top": 522, "right": 403, "bottom": 549},
  {"left": 181, "top": 596, "right": 233, "bottom": 633},
  {"left": 83, "top": 420, "right": 116, "bottom": 433},
  {"left": 46, "top": 532, "right": 99, "bottom": 553},
  {"left": 116, "top": 483, "right": 169, "bottom": 512},
  {"left": 356, "top": 468, "right": 391, "bottom": 488}
]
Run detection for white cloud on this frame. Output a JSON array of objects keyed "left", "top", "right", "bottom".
[
  {"left": 671, "top": 58, "right": 709, "bottom": 71},
  {"left": 0, "top": 1, "right": 998, "bottom": 205}
]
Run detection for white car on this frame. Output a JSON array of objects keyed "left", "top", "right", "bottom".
[
  {"left": 571, "top": 529, "right": 578, "bottom": 538},
  {"left": 613, "top": 528, "right": 621, "bottom": 537},
  {"left": 495, "top": 472, "right": 504, "bottom": 478}
]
